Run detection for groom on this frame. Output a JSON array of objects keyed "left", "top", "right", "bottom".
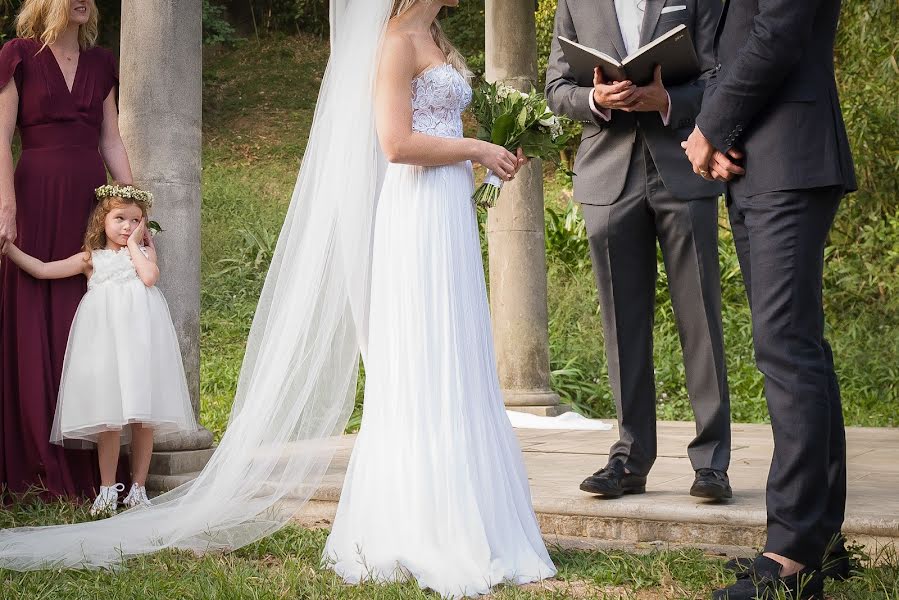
[
  {"left": 546, "top": 0, "right": 732, "bottom": 501},
  {"left": 683, "top": 0, "right": 856, "bottom": 598}
]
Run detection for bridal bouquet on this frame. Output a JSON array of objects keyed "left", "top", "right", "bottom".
[{"left": 469, "top": 81, "right": 573, "bottom": 209}]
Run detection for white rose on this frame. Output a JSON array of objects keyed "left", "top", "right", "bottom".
[{"left": 539, "top": 115, "right": 559, "bottom": 127}]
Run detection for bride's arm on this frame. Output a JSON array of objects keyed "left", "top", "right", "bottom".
[{"left": 375, "top": 32, "right": 519, "bottom": 181}]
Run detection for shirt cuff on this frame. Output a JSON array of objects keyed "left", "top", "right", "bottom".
[
  {"left": 588, "top": 91, "right": 611, "bottom": 122},
  {"left": 659, "top": 91, "right": 672, "bottom": 126}
]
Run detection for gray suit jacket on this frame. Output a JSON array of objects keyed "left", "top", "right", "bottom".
[{"left": 546, "top": 0, "right": 723, "bottom": 205}]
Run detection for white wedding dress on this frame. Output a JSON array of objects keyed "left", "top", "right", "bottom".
[{"left": 323, "top": 63, "right": 557, "bottom": 597}]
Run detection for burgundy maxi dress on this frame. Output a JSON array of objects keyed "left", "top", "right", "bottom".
[{"left": 0, "top": 38, "right": 119, "bottom": 499}]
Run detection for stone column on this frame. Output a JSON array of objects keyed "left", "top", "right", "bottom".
[
  {"left": 485, "top": 0, "right": 566, "bottom": 416},
  {"left": 119, "top": 0, "right": 214, "bottom": 490}
]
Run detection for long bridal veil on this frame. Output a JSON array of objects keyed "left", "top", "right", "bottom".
[{"left": 0, "top": 0, "right": 391, "bottom": 570}]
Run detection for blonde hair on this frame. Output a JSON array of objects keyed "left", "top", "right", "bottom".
[
  {"left": 15, "top": 0, "right": 99, "bottom": 51},
  {"left": 83, "top": 195, "right": 150, "bottom": 253},
  {"left": 391, "top": 0, "right": 471, "bottom": 79}
]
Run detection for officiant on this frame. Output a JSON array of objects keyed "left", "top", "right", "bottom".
[{"left": 545, "top": 0, "right": 732, "bottom": 500}]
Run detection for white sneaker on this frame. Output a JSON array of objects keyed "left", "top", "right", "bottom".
[
  {"left": 122, "top": 483, "right": 152, "bottom": 508},
  {"left": 90, "top": 483, "right": 125, "bottom": 517}
]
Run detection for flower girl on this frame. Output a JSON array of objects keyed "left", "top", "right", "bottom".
[{"left": 2, "top": 185, "right": 197, "bottom": 517}]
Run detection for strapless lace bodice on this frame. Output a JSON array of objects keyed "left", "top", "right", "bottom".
[
  {"left": 411, "top": 64, "right": 471, "bottom": 139},
  {"left": 89, "top": 248, "right": 145, "bottom": 289}
]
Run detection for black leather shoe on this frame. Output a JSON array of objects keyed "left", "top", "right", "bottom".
[
  {"left": 725, "top": 547, "right": 855, "bottom": 581},
  {"left": 690, "top": 468, "right": 733, "bottom": 500},
  {"left": 713, "top": 556, "right": 824, "bottom": 599},
  {"left": 579, "top": 459, "right": 646, "bottom": 498}
]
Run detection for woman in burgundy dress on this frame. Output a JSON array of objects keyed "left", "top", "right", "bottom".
[{"left": 0, "top": 0, "right": 134, "bottom": 499}]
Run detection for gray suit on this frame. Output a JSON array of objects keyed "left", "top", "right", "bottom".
[{"left": 546, "top": 0, "right": 730, "bottom": 477}]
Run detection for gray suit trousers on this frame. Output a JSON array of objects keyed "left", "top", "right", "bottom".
[{"left": 581, "top": 135, "right": 731, "bottom": 476}]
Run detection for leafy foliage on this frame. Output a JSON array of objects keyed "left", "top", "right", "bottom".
[
  {"left": 470, "top": 80, "right": 573, "bottom": 206},
  {"left": 203, "top": 0, "right": 241, "bottom": 46}
]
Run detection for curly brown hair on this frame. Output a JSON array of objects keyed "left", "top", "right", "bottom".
[{"left": 83, "top": 195, "right": 150, "bottom": 254}]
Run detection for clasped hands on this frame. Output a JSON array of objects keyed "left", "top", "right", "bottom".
[
  {"left": 682, "top": 126, "right": 745, "bottom": 182},
  {"left": 592, "top": 65, "right": 668, "bottom": 114}
]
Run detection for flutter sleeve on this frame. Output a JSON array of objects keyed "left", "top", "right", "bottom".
[
  {"left": 0, "top": 39, "right": 26, "bottom": 93},
  {"left": 100, "top": 47, "right": 119, "bottom": 101}
]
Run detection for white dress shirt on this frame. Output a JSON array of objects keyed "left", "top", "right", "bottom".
[
  {"left": 589, "top": 0, "right": 672, "bottom": 125},
  {"left": 616, "top": 0, "right": 645, "bottom": 55}
]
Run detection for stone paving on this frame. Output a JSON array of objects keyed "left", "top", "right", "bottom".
[{"left": 294, "top": 421, "right": 899, "bottom": 555}]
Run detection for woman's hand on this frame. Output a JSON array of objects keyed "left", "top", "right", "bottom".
[
  {"left": 0, "top": 205, "right": 15, "bottom": 248},
  {"left": 476, "top": 141, "right": 519, "bottom": 181},
  {"left": 514, "top": 148, "right": 527, "bottom": 174}
]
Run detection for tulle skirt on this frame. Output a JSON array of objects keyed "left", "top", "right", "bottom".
[
  {"left": 323, "top": 161, "right": 556, "bottom": 597},
  {"left": 51, "top": 279, "right": 198, "bottom": 447}
]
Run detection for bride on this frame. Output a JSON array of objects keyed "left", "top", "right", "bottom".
[
  {"left": 323, "top": 0, "right": 556, "bottom": 594},
  {"left": 0, "top": 0, "right": 556, "bottom": 596}
]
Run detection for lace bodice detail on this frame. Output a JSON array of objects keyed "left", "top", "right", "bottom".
[
  {"left": 411, "top": 64, "right": 471, "bottom": 139},
  {"left": 89, "top": 248, "right": 145, "bottom": 289}
]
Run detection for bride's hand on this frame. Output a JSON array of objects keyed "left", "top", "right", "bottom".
[
  {"left": 514, "top": 148, "right": 527, "bottom": 174},
  {"left": 476, "top": 141, "right": 519, "bottom": 181}
]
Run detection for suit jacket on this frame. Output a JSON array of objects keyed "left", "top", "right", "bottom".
[
  {"left": 545, "top": 0, "right": 723, "bottom": 205},
  {"left": 696, "top": 0, "right": 857, "bottom": 196}
]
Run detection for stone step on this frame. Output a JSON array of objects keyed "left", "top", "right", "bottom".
[
  {"left": 146, "top": 470, "right": 202, "bottom": 493},
  {"left": 301, "top": 484, "right": 759, "bottom": 549},
  {"left": 149, "top": 447, "right": 217, "bottom": 475},
  {"left": 290, "top": 488, "right": 899, "bottom": 556}
]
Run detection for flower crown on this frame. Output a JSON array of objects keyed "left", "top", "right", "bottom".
[{"left": 94, "top": 184, "right": 154, "bottom": 209}]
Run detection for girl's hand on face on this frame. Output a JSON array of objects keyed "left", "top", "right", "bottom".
[
  {"left": 142, "top": 222, "right": 154, "bottom": 248},
  {"left": 129, "top": 219, "right": 146, "bottom": 246}
]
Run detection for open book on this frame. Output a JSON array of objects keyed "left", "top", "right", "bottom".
[{"left": 559, "top": 25, "right": 700, "bottom": 87}]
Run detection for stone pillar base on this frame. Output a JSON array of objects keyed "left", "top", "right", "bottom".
[
  {"left": 146, "top": 427, "right": 215, "bottom": 493},
  {"left": 503, "top": 390, "right": 569, "bottom": 417}
]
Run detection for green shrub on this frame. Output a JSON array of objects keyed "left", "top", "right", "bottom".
[{"left": 204, "top": 0, "right": 242, "bottom": 46}]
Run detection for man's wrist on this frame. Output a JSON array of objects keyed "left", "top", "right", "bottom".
[{"left": 589, "top": 91, "right": 612, "bottom": 121}]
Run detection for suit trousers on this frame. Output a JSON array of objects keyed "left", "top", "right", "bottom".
[
  {"left": 728, "top": 185, "right": 847, "bottom": 566},
  {"left": 581, "top": 135, "right": 731, "bottom": 477}
]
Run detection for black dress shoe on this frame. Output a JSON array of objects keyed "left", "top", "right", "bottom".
[
  {"left": 579, "top": 459, "right": 646, "bottom": 498},
  {"left": 690, "top": 468, "right": 733, "bottom": 500},
  {"left": 713, "top": 556, "right": 824, "bottom": 600},
  {"left": 725, "top": 547, "right": 855, "bottom": 581}
]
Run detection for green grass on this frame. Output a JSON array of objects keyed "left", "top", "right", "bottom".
[{"left": 2, "top": 496, "right": 898, "bottom": 599}]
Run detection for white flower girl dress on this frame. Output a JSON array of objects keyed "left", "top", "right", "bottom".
[{"left": 50, "top": 247, "right": 197, "bottom": 448}]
